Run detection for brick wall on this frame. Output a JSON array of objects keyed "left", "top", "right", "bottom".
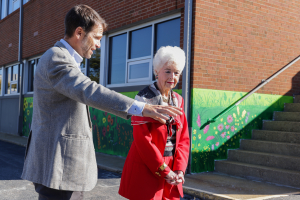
[
  {"left": 192, "top": 0, "right": 300, "bottom": 96},
  {"left": 0, "top": 0, "right": 184, "bottom": 66}
]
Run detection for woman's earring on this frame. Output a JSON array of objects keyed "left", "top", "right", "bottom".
[{"left": 155, "top": 75, "right": 158, "bottom": 79}]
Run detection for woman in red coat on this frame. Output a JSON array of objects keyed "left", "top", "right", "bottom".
[{"left": 119, "top": 46, "right": 190, "bottom": 200}]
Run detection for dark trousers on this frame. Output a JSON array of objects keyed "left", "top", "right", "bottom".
[{"left": 34, "top": 183, "right": 85, "bottom": 200}]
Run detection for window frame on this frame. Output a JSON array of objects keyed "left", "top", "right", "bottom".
[
  {"left": 0, "top": 67, "right": 3, "bottom": 96},
  {"left": 26, "top": 56, "right": 40, "bottom": 94},
  {"left": 0, "top": 0, "right": 30, "bottom": 20},
  {"left": 104, "top": 13, "right": 181, "bottom": 88},
  {"left": 4, "top": 63, "right": 20, "bottom": 96}
]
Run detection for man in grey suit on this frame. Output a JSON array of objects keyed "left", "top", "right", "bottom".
[{"left": 21, "top": 5, "right": 182, "bottom": 200}]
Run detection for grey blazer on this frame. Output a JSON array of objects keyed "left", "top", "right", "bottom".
[{"left": 21, "top": 41, "right": 134, "bottom": 191}]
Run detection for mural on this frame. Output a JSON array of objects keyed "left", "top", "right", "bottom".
[
  {"left": 23, "top": 97, "right": 33, "bottom": 137},
  {"left": 22, "top": 88, "right": 292, "bottom": 173},
  {"left": 190, "top": 88, "right": 293, "bottom": 173},
  {"left": 90, "top": 91, "right": 137, "bottom": 157}
]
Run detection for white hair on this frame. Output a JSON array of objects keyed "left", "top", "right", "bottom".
[{"left": 153, "top": 46, "right": 186, "bottom": 76}]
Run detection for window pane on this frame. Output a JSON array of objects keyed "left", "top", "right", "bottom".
[
  {"left": 129, "top": 26, "right": 152, "bottom": 59},
  {"left": 129, "top": 62, "right": 149, "bottom": 79},
  {"left": 12, "top": 65, "right": 18, "bottom": 81},
  {"left": 80, "top": 59, "right": 86, "bottom": 74},
  {"left": 19, "top": 64, "right": 22, "bottom": 92},
  {"left": 6, "top": 67, "right": 11, "bottom": 94},
  {"left": 108, "top": 33, "right": 127, "bottom": 84},
  {"left": 1, "top": 0, "right": 7, "bottom": 19},
  {"left": 11, "top": 83, "right": 17, "bottom": 93},
  {"left": 155, "top": 18, "right": 181, "bottom": 53},
  {"left": 28, "top": 60, "right": 37, "bottom": 92},
  {"left": 0, "top": 68, "right": 2, "bottom": 95},
  {"left": 9, "top": 0, "right": 19, "bottom": 14},
  {"left": 89, "top": 49, "right": 100, "bottom": 83}
]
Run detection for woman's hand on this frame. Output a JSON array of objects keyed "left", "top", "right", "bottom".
[
  {"left": 164, "top": 170, "right": 177, "bottom": 185},
  {"left": 165, "top": 170, "right": 185, "bottom": 185},
  {"left": 174, "top": 170, "right": 185, "bottom": 184}
]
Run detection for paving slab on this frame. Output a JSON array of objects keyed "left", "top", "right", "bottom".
[{"left": 1, "top": 132, "right": 300, "bottom": 200}]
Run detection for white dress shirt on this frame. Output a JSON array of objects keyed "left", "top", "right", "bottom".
[{"left": 60, "top": 39, "right": 145, "bottom": 116}]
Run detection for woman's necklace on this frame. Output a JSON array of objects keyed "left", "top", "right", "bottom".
[{"left": 162, "top": 93, "right": 170, "bottom": 104}]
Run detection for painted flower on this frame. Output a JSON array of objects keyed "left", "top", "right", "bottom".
[
  {"left": 212, "top": 144, "right": 215, "bottom": 151},
  {"left": 193, "top": 129, "right": 197, "bottom": 135},
  {"left": 203, "top": 125, "right": 210, "bottom": 134},
  {"left": 216, "top": 142, "right": 219, "bottom": 146},
  {"left": 217, "top": 124, "right": 224, "bottom": 131},
  {"left": 102, "top": 127, "right": 106, "bottom": 137},
  {"left": 221, "top": 132, "right": 226, "bottom": 138},
  {"left": 198, "top": 134, "right": 201, "bottom": 139},
  {"left": 198, "top": 143, "right": 200, "bottom": 147},
  {"left": 245, "top": 116, "right": 248, "bottom": 123},
  {"left": 227, "top": 135, "right": 230, "bottom": 139},
  {"left": 225, "top": 125, "right": 230, "bottom": 129},
  {"left": 27, "top": 110, "right": 30, "bottom": 116},
  {"left": 107, "top": 125, "right": 110, "bottom": 132},
  {"left": 227, "top": 115, "right": 233, "bottom": 123},
  {"left": 24, "top": 116, "right": 27, "bottom": 122},
  {"left": 110, "top": 118, "right": 114, "bottom": 125},
  {"left": 220, "top": 118, "right": 223, "bottom": 122},
  {"left": 242, "top": 110, "right": 247, "bottom": 118},
  {"left": 108, "top": 115, "right": 111, "bottom": 122},
  {"left": 233, "top": 113, "right": 236, "bottom": 118},
  {"left": 102, "top": 118, "right": 106, "bottom": 123},
  {"left": 93, "top": 115, "right": 97, "bottom": 121},
  {"left": 237, "top": 106, "right": 240, "bottom": 116},
  {"left": 197, "top": 114, "right": 201, "bottom": 127},
  {"left": 193, "top": 136, "right": 196, "bottom": 141},
  {"left": 206, "top": 136, "right": 215, "bottom": 141},
  {"left": 231, "top": 126, "right": 235, "bottom": 132}
]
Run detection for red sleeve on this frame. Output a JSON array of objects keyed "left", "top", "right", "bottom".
[
  {"left": 133, "top": 123, "right": 171, "bottom": 178},
  {"left": 173, "top": 98, "right": 190, "bottom": 173}
]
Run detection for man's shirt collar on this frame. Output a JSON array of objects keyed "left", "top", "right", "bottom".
[{"left": 60, "top": 39, "right": 83, "bottom": 68}]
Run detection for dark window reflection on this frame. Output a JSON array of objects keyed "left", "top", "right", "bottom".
[
  {"left": 155, "top": 18, "right": 180, "bottom": 53},
  {"left": 12, "top": 65, "right": 18, "bottom": 81},
  {"left": 129, "top": 26, "right": 152, "bottom": 59},
  {"left": 0, "top": 68, "right": 2, "bottom": 94},
  {"left": 89, "top": 49, "right": 100, "bottom": 83},
  {"left": 154, "top": 18, "right": 181, "bottom": 80},
  {"left": 6, "top": 67, "right": 11, "bottom": 94},
  {"left": 28, "top": 59, "right": 38, "bottom": 92},
  {"left": 108, "top": 33, "right": 127, "bottom": 84}
]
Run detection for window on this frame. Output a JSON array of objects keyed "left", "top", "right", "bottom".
[
  {"left": 0, "top": 0, "right": 29, "bottom": 20},
  {"left": 89, "top": 49, "right": 100, "bottom": 83},
  {"left": 5, "top": 64, "right": 21, "bottom": 94},
  {"left": 9, "top": 0, "right": 19, "bottom": 14},
  {"left": 0, "top": 68, "right": 2, "bottom": 95},
  {"left": 107, "top": 16, "right": 181, "bottom": 87},
  {"left": 28, "top": 58, "right": 39, "bottom": 92}
]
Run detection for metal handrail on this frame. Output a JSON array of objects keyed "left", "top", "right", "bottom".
[{"left": 202, "top": 54, "right": 300, "bottom": 127}]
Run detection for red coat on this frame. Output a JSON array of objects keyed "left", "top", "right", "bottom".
[{"left": 119, "top": 93, "right": 190, "bottom": 200}]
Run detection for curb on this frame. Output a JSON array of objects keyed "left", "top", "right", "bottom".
[{"left": 183, "top": 186, "right": 236, "bottom": 200}]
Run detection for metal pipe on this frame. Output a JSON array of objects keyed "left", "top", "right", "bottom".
[
  {"left": 17, "top": 0, "right": 24, "bottom": 136},
  {"left": 182, "top": 0, "right": 193, "bottom": 174}
]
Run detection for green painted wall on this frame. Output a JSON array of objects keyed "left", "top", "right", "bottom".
[
  {"left": 22, "top": 88, "right": 292, "bottom": 173},
  {"left": 190, "top": 88, "right": 293, "bottom": 173}
]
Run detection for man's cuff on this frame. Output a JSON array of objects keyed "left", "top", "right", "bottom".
[{"left": 128, "top": 100, "right": 145, "bottom": 116}]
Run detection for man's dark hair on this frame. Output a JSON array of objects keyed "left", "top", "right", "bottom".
[{"left": 64, "top": 5, "right": 107, "bottom": 38}]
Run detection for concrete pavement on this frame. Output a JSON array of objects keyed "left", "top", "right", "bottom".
[{"left": 1, "top": 132, "right": 299, "bottom": 200}]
